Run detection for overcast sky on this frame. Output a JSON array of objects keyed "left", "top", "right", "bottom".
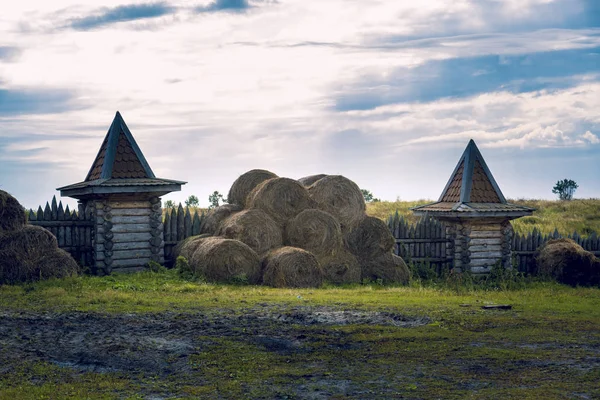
[{"left": 1, "top": 0, "right": 599, "bottom": 209}]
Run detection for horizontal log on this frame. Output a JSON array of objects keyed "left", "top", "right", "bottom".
[
  {"left": 470, "top": 266, "right": 492, "bottom": 274},
  {"left": 469, "top": 258, "right": 498, "bottom": 267},
  {"left": 97, "top": 209, "right": 152, "bottom": 217},
  {"left": 108, "top": 201, "right": 152, "bottom": 209},
  {"left": 95, "top": 232, "right": 152, "bottom": 243},
  {"left": 470, "top": 251, "right": 502, "bottom": 259},
  {"left": 110, "top": 242, "right": 152, "bottom": 251},
  {"left": 97, "top": 224, "right": 155, "bottom": 234},
  {"left": 469, "top": 245, "right": 502, "bottom": 252},
  {"left": 470, "top": 224, "right": 503, "bottom": 231},
  {"left": 469, "top": 231, "right": 503, "bottom": 239},
  {"left": 468, "top": 238, "right": 503, "bottom": 246},
  {"left": 97, "top": 215, "right": 150, "bottom": 225},
  {"left": 110, "top": 258, "right": 150, "bottom": 268},
  {"left": 97, "top": 249, "right": 154, "bottom": 261}
]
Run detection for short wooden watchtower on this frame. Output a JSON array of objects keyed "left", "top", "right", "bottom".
[
  {"left": 58, "top": 112, "right": 186, "bottom": 274},
  {"left": 412, "top": 140, "right": 534, "bottom": 273}
]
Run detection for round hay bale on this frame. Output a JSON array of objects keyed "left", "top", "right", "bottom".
[
  {"left": 535, "top": 238, "right": 600, "bottom": 287},
  {"left": 0, "top": 225, "right": 58, "bottom": 256},
  {"left": 298, "top": 174, "right": 327, "bottom": 187},
  {"left": 217, "top": 209, "right": 283, "bottom": 256},
  {"left": 262, "top": 247, "right": 323, "bottom": 288},
  {"left": 200, "top": 204, "right": 242, "bottom": 235},
  {"left": 173, "top": 233, "right": 213, "bottom": 261},
  {"left": 0, "top": 190, "right": 26, "bottom": 233},
  {"left": 307, "top": 175, "right": 365, "bottom": 229},
  {"left": 246, "top": 178, "right": 313, "bottom": 225},
  {"left": 361, "top": 253, "right": 410, "bottom": 285},
  {"left": 37, "top": 249, "right": 81, "bottom": 280},
  {"left": 320, "top": 250, "right": 361, "bottom": 284},
  {"left": 190, "top": 237, "right": 261, "bottom": 284},
  {"left": 227, "top": 169, "right": 278, "bottom": 208},
  {"left": 345, "top": 216, "right": 396, "bottom": 260},
  {"left": 285, "top": 209, "right": 343, "bottom": 258}
]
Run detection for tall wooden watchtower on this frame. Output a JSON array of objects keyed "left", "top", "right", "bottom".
[
  {"left": 58, "top": 112, "right": 185, "bottom": 274},
  {"left": 412, "top": 140, "right": 534, "bottom": 274}
]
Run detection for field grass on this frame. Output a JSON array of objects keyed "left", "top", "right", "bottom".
[
  {"left": 1, "top": 271, "right": 599, "bottom": 399},
  {"left": 366, "top": 198, "right": 600, "bottom": 238}
]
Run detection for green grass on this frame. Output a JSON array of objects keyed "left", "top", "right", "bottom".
[
  {"left": 1, "top": 271, "right": 599, "bottom": 398},
  {"left": 366, "top": 198, "right": 600, "bottom": 238}
]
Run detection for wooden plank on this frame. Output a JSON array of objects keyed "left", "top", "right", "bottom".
[
  {"left": 110, "top": 241, "right": 151, "bottom": 251},
  {"left": 184, "top": 208, "right": 192, "bottom": 239},
  {"left": 57, "top": 226, "right": 65, "bottom": 247},
  {"left": 469, "top": 231, "right": 503, "bottom": 239},
  {"left": 97, "top": 249, "right": 154, "bottom": 261},
  {"left": 470, "top": 251, "right": 502, "bottom": 259},
  {"left": 164, "top": 212, "right": 172, "bottom": 242},
  {"left": 468, "top": 245, "right": 502, "bottom": 252},
  {"left": 109, "top": 201, "right": 151, "bottom": 209},
  {"left": 470, "top": 224, "right": 503, "bottom": 231},
  {"left": 100, "top": 208, "right": 152, "bottom": 217},
  {"left": 170, "top": 208, "right": 177, "bottom": 242},
  {"left": 97, "top": 224, "right": 155, "bottom": 234},
  {"left": 96, "top": 232, "right": 153, "bottom": 243},
  {"left": 177, "top": 204, "right": 185, "bottom": 241},
  {"left": 51, "top": 196, "right": 58, "bottom": 220},
  {"left": 468, "top": 238, "right": 503, "bottom": 246},
  {"left": 192, "top": 213, "right": 201, "bottom": 236}
]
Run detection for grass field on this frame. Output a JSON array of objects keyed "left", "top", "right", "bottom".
[
  {"left": 366, "top": 198, "right": 600, "bottom": 238},
  {"left": 1, "top": 271, "right": 599, "bottom": 399}
]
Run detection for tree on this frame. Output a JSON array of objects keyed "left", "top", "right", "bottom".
[
  {"left": 361, "top": 189, "right": 380, "bottom": 203},
  {"left": 184, "top": 195, "right": 199, "bottom": 207},
  {"left": 552, "top": 179, "right": 578, "bottom": 200},
  {"left": 208, "top": 191, "right": 226, "bottom": 209},
  {"left": 163, "top": 200, "right": 175, "bottom": 209}
]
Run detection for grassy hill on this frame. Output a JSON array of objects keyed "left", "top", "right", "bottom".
[{"left": 366, "top": 199, "right": 600, "bottom": 238}]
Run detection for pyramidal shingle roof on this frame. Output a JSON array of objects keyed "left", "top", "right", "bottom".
[
  {"left": 58, "top": 112, "right": 185, "bottom": 199},
  {"left": 412, "top": 140, "right": 534, "bottom": 216}
]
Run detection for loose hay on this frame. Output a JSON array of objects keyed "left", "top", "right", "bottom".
[
  {"left": 345, "top": 216, "right": 396, "bottom": 260},
  {"left": 535, "top": 238, "right": 600, "bottom": 287},
  {"left": 173, "top": 233, "right": 213, "bottom": 260},
  {"left": 307, "top": 175, "right": 366, "bottom": 229},
  {"left": 217, "top": 209, "right": 283, "bottom": 256},
  {"left": 227, "top": 169, "right": 278, "bottom": 208},
  {"left": 298, "top": 174, "right": 327, "bottom": 187},
  {"left": 285, "top": 209, "right": 343, "bottom": 258},
  {"left": 246, "top": 178, "right": 313, "bottom": 225},
  {"left": 190, "top": 237, "right": 261, "bottom": 284},
  {"left": 0, "top": 190, "right": 26, "bottom": 233},
  {"left": 320, "top": 250, "right": 361, "bottom": 284},
  {"left": 361, "top": 253, "right": 410, "bottom": 285},
  {"left": 200, "top": 204, "right": 242, "bottom": 235},
  {"left": 262, "top": 247, "right": 323, "bottom": 288}
]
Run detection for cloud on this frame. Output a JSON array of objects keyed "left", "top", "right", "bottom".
[
  {"left": 0, "top": 46, "right": 20, "bottom": 61},
  {"left": 69, "top": 2, "right": 175, "bottom": 31},
  {"left": 196, "top": 0, "right": 252, "bottom": 13},
  {"left": 581, "top": 131, "right": 600, "bottom": 144},
  {"left": 334, "top": 46, "right": 600, "bottom": 111},
  {"left": 0, "top": 88, "right": 79, "bottom": 116}
]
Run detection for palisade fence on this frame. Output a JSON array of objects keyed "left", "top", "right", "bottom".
[
  {"left": 27, "top": 199, "right": 600, "bottom": 274},
  {"left": 28, "top": 196, "right": 94, "bottom": 267}
]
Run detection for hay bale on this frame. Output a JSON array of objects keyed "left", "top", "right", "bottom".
[
  {"left": 217, "top": 209, "right": 283, "bottom": 256},
  {"left": 345, "top": 216, "right": 396, "bottom": 260},
  {"left": 200, "top": 204, "right": 242, "bottom": 235},
  {"left": 0, "top": 190, "right": 26, "bottom": 233},
  {"left": 285, "top": 209, "right": 343, "bottom": 258},
  {"left": 262, "top": 247, "right": 323, "bottom": 288},
  {"left": 298, "top": 174, "right": 327, "bottom": 187},
  {"left": 173, "top": 233, "right": 213, "bottom": 260},
  {"left": 535, "top": 238, "right": 600, "bottom": 287},
  {"left": 246, "top": 178, "right": 313, "bottom": 225},
  {"left": 0, "top": 225, "right": 58, "bottom": 256},
  {"left": 228, "top": 169, "right": 278, "bottom": 208},
  {"left": 190, "top": 237, "right": 261, "bottom": 284},
  {"left": 37, "top": 249, "right": 81, "bottom": 279},
  {"left": 361, "top": 253, "right": 410, "bottom": 285},
  {"left": 320, "top": 250, "right": 361, "bottom": 284},
  {"left": 307, "top": 175, "right": 365, "bottom": 229}
]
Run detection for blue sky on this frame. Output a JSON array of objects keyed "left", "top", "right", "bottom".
[{"left": 0, "top": 0, "right": 599, "bottom": 209}]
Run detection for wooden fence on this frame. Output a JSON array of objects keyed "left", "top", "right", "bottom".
[
  {"left": 387, "top": 213, "right": 452, "bottom": 272},
  {"left": 163, "top": 205, "right": 205, "bottom": 266},
  {"left": 28, "top": 196, "right": 94, "bottom": 267},
  {"left": 512, "top": 229, "right": 600, "bottom": 273}
]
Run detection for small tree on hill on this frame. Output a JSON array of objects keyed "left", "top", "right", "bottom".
[
  {"left": 361, "top": 189, "right": 380, "bottom": 203},
  {"left": 208, "top": 191, "right": 226, "bottom": 209},
  {"left": 185, "top": 195, "right": 199, "bottom": 208},
  {"left": 552, "top": 179, "right": 578, "bottom": 201},
  {"left": 163, "top": 200, "right": 175, "bottom": 209}
]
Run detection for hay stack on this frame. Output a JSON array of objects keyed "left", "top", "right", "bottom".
[
  {"left": 190, "top": 237, "right": 261, "bottom": 284},
  {"left": 200, "top": 204, "right": 242, "bottom": 235},
  {"left": 345, "top": 216, "right": 396, "bottom": 260},
  {"left": 536, "top": 238, "right": 600, "bottom": 287},
  {"left": 298, "top": 174, "right": 327, "bottom": 187},
  {"left": 246, "top": 178, "right": 313, "bottom": 225},
  {"left": 0, "top": 190, "right": 26, "bottom": 233},
  {"left": 262, "top": 247, "right": 323, "bottom": 288},
  {"left": 285, "top": 209, "right": 342, "bottom": 258},
  {"left": 217, "top": 209, "right": 283, "bottom": 256},
  {"left": 307, "top": 175, "right": 365, "bottom": 229},
  {"left": 228, "top": 169, "right": 278, "bottom": 208},
  {"left": 320, "top": 250, "right": 361, "bottom": 284},
  {"left": 361, "top": 253, "right": 410, "bottom": 285},
  {"left": 173, "top": 233, "right": 213, "bottom": 260},
  {"left": 36, "top": 249, "right": 81, "bottom": 279}
]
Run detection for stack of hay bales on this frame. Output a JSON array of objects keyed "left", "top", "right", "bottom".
[
  {"left": 0, "top": 190, "right": 80, "bottom": 285},
  {"left": 535, "top": 238, "right": 600, "bottom": 287},
  {"left": 177, "top": 170, "right": 410, "bottom": 288}
]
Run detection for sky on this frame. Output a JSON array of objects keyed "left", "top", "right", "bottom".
[{"left": 0, "top": 0, "right": 599, "bottom": 209}]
